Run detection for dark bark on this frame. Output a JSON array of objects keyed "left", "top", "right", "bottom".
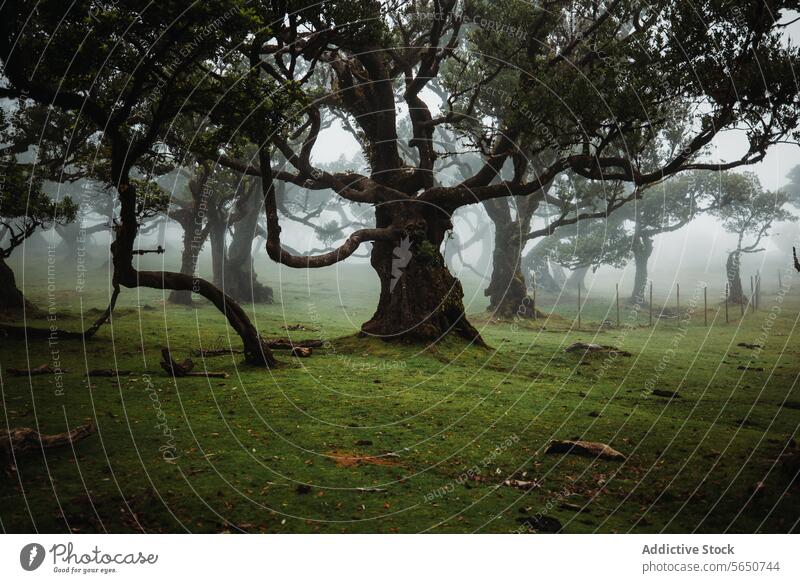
[
  {"left": 208, "top": 214, "right": 226, "bottom": 289},
  {"left": 169, "top": 165, "right": 212, "bottom": 305},
  {"left": 359, "top": 202, "right": 484, "bottom": 344},
  {"left": 485, "top": 228, "right": 531, "bottom": 318},
  {"left": 0, "top": 257, "right": 31, "bottom": 313},
  {"left": 630, "top": 234, "right": 653, "bottom": 304},
  {"left": 223, "top": 185, "right": 273, "bottom": 304},
  {"left": 727, "top": 250, "right": 747, "bottom": 304},
  {"left": 168, "top": 225, "right": 203, "bottom": 305}
]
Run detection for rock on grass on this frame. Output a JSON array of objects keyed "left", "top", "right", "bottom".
[{"left": 564, "top": 342, "right": 631, "bottom": 357}]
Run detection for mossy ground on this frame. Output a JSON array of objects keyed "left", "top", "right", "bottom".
[{"left": 1, "top": 261, "right": 798, "bottom": 533}]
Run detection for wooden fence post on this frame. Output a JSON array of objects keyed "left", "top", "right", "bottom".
[
  {"left": 677, "top": 283, "right": 680, "bottom": 317},
  {"left": 616, "top": 283, "right": 620, "bottom": 328},
  {"left": 577, "top": 281, "right": 581, "bottom": 330},
  {"left": 649, "top": 282, "right": 653, "bottom": 326},
  {"left": 704, "top": 286, "right": 707, "bottom": 326}
]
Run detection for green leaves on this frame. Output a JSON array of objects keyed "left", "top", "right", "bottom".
[{"left": 0, "top": 160, "right": 77, "bottom": 255}]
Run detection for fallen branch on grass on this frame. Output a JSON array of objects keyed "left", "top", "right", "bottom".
[
  {"left": 503, "top": 478, "right": 541, "bottom": 490},
  {"left": 160, "top": 347, "right": 229, "bottom": 378},
  {"left": 1, "top": 423, "right": 96, "bottom": 455}
]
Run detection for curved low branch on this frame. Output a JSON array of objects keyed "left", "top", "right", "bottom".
[{"left": 260, "top": 150, "right": 398, "bottom": 268}]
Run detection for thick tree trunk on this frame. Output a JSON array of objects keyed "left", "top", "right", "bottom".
[
  {"left": 209, "top": 218, "right": 225, "bottom": 289},
  {"left": 566, "top": 265, "right": 590, "bottom": 291},
  {"left": 483, "top": 196, "right": 539, "bottom": 319},
  {"left": 630, "top": 234, "right": 653, "bottom": 304},
  {"left": 224, "top": 188, "right": 273, "bottom": 304},
  {"left": 168, "top": 218, "right": 203, "bottom": 305},
  {"left": 727, "top": 250, "right": 747, "bottom": 304},
  {"left": 360, "top": 202, "right": 484, "bottom": 344},
  {"left": 0, "top": 257, "right": 30, "bottom": 312},
  {"left": 485, "top": 228, "right": 532, "bottom": 318}
]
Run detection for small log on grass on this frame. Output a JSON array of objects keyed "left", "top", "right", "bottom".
[
  {"left": 160, "top": 347, "right": 229, "bottom": 378},
  {"left": 1, "top": 423, "right": 95, "bottom": 455},
  {"left": 546, "top": 439, "right": 626, "bottom": 461}
]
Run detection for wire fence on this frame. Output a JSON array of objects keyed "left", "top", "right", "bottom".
[{"left": 528, "top": 271, "right": 782, "bottom": 330}]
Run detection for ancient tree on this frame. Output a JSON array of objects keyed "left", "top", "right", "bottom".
[{"left": 715, "top": 172, "right": 793, "bottom": 304}]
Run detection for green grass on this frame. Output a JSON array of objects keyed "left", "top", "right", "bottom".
[{"left": 1, "top": 261, "right": 799, "bottom": 533}]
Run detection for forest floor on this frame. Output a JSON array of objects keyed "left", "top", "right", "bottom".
[{"left": 1, "top": 264, "right": 799, "bottom": 533}]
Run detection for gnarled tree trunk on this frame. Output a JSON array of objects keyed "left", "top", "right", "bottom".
[
  {"left": 168, "top": 218, "right": 206, "bottom": 305},
  {"left": 630, "top": 233, "right": 653, "bottom": 304},
  {"left": 224, "top": 186, "right": 273, "bottom": 304},
  {"left": 483, "top": 197, "right": 538, "bottom": 320},
  {"left": 208, "top": 215, "right": 226, "bottom": 289},
  {"left": 360, "top": 202, "right": 484, "bottom": 344},
  {"left": 485, "top": 228, "right": 531, "bottom": 318},
  {"left": 727, "top": 249, "right": 747, "bottom": 304}
]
